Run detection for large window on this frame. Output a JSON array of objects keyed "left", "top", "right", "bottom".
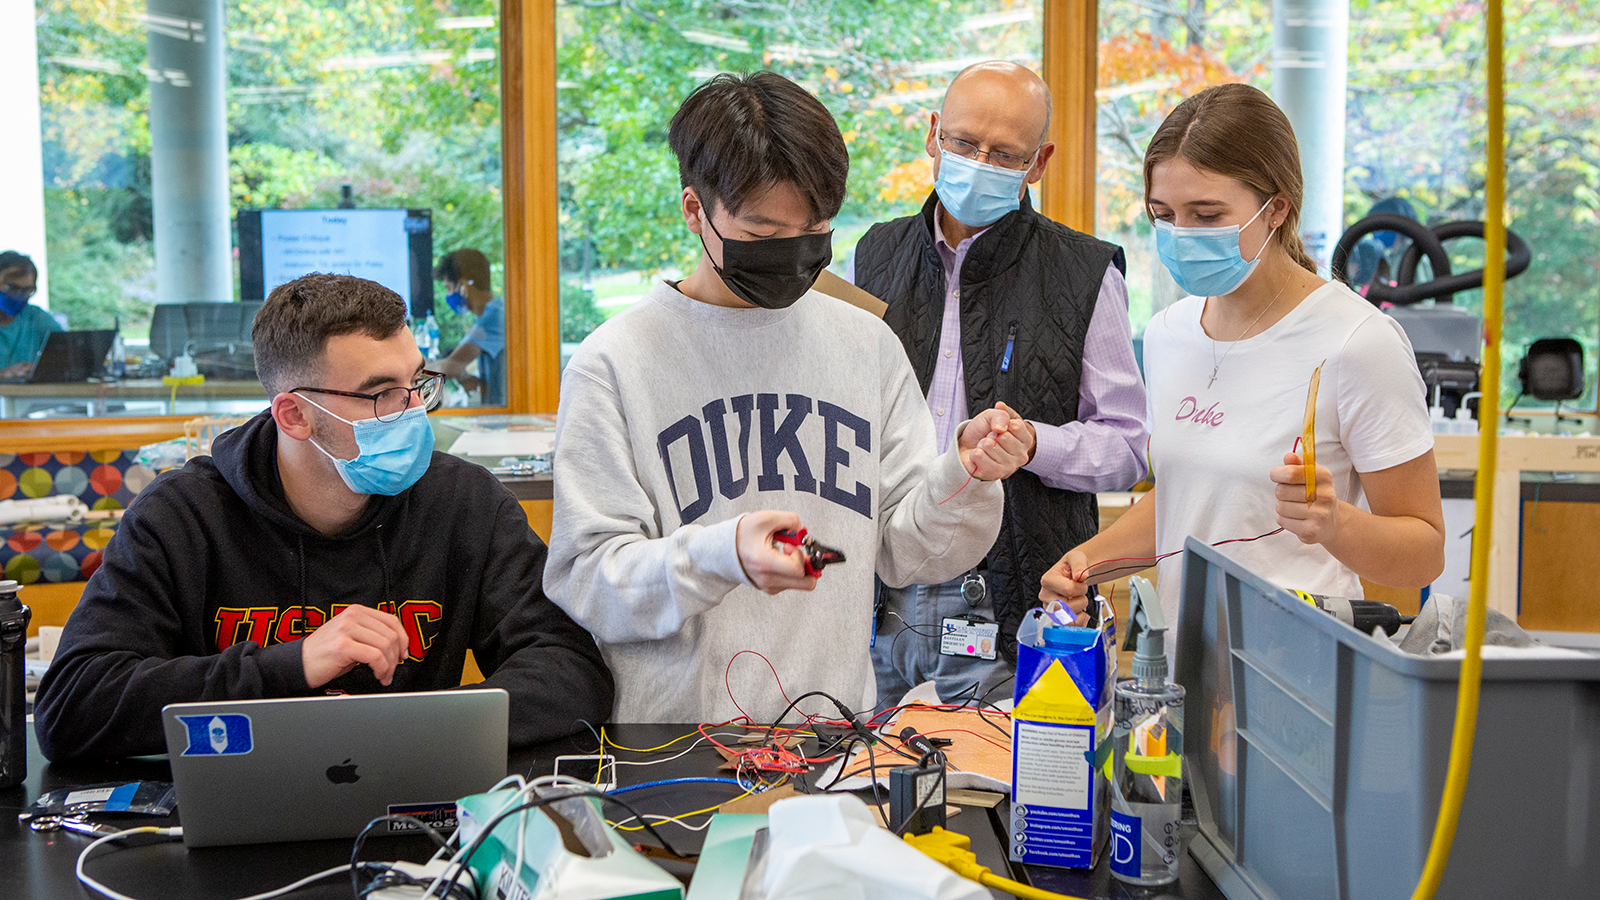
[
  {"left": 554, "top": 0, "right": 1043, "bottom": 351},
  {"left": 11, "top": 1, "right": 510, "bottom": 421},
  {"left": 1095, "top": 0, "right": 1599, "bottom": 419}
]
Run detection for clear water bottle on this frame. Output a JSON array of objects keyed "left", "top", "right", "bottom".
[
  {"left": 424, "top": 311, "right": 440, "bottom": 360},
  {"left": 0, "top": 580, "right": 31, "bottom": 789},
  {"left": 411, "top": 316, "right": 433, "bottom": 358},
  {"left": 1109, "top": 577, "right": 1185, "bottom": 886},
  {"left": 111, "top": 331, "right": 126, "bottom": 378}
]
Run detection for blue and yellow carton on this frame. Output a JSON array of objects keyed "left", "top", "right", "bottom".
[{"left": 1008, "top": 603, "right": 1116, "bottom": 869}]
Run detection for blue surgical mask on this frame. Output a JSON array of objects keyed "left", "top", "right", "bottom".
[
  {"left": 0, "top": 290, "right": 28, "bottom": 318},
  {"left": 1153, "top": 199, "right": 1277, "bottom": 297},
  {"left": 445, "top": 291, "right": 467, "bottom": 315},
  {"left": 933, "top": 127, "right": 1038, "bottom": 228},
  {"left": 299, "top": 398, "right": 435, "bottom": 496}
]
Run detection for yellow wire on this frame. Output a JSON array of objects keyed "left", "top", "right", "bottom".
[
  {"left": 1409, "top": 3, "right": 1500, "bottom": 897},
  {"left": 605, "top": 781, "right": 767, "bottom": 832},
  {"left": 979, "top": 872, "right": 1089, "bottom": 900},
  {"left": 599, "top": 726, "right": 703, "bottom": 754}
]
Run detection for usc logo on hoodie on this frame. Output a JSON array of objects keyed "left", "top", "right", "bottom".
[{"left": 212, "top": 601, "right": 444, "bottom": 662}]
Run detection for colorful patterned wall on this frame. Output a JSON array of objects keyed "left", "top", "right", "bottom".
[{"left": 0, "top": 450, "right": 156, "bottom": 583}]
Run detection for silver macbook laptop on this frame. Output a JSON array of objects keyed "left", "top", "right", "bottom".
[{"left": 162, "top": 689, "right": 508, "bottom": 848}]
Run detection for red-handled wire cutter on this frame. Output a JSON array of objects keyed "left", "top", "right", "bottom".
[{"left": 772, "top": 528, "right": 847, "bottom": 578}]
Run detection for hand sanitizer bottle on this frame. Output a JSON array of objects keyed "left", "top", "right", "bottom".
[{"left": 1109, "top": 576, "right": 1185, "bottom": 886}]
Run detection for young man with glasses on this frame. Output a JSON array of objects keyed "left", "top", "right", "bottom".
[
  {"left": 848, "top": 61, "right": 1149, "bottom": 705},
  {"left": 35, "top": 273, "right": 613, "bottom": 761},
  {"left": 544, "top": 72, "right": 1032, "bottom": 725},
  {"left": 0, "top": 250, "right": 64, "bottom": 376}
]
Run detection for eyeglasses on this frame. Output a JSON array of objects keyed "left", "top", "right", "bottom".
[
  {"left": 936, "top": 124, "right": 1039, "bottom": 171},
  {"left": 0, "top": 283, "right": 36, "bottom": 300},
  {"left": 293, "top": 371, "right": 445, "bottom": 422}
]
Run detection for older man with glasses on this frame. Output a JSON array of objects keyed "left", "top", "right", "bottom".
[
  {"left": 35, "top": 273, "right": 613, "bottom": 761},
  {"left": 849, "top": 61, "right": 1149, "bottom": 706}
]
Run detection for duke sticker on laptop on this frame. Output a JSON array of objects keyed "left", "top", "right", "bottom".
[{"left": 177, "top": 714, "right": 253, "bottom": 756}]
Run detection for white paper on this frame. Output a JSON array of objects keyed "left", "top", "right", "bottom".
[
  {"left": 64, "top": 787, "right": 116, "bottom": 807},
  {"left": 449, "top": 431, "right": 555, "bottom": 458},
  {"left": 762, "top": 795, "right": 987, "bottom": 900}
]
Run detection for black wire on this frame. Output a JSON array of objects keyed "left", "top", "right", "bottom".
[
  {"left": 936, "top": 679, "right": 1015, "bottom": 738},
  {"left": 349, "top": 815, "right": 452, "bottom": 898},
  {"left": 765, "top": 689, "right": 909, "bottom": 775},
  {"left": 357, "top": 868, "right": 477, "bottom": 900},
  {"left": 862, "top": 733, "right": 889, "bottom": 826},
  {"left": 574, "top": 718, "right": 605, "bottom": 755},
  {"left": 767, "top": 689, "right": 857, "bottom": 732},
  {"left": 976, "top": 672, "right": 1015, "bottom": 708},
  {"left": 943, "top": 680, "right": 982, "bottom": 709},
  {"left": 969, "top": 695, "right": 1015, "bottom": 739},
  {"left": 885, "top": 612, "right": 946, "bottom": 666},
  {"left": 820, "top": 733, "right": 876, "bottom": 791},
  {"left": 816, "top": 732, "right": 898, "bottom": 819}
]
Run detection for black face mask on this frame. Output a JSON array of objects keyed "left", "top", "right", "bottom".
[{"left": 701, "top": 214, "right": 833, "bottom": 310}]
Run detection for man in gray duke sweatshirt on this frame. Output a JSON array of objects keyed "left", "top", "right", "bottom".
[{"left": 545, "top": 72, "right": 1033, "bottom": 724}]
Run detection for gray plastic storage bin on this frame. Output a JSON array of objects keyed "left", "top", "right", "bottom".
[{"left": 1175, "top": 538, "right": 1600, "bottom": 900}]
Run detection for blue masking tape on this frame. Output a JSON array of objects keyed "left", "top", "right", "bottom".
[{"left": 103, "top": 782, "right": 139, "bottom": 812}]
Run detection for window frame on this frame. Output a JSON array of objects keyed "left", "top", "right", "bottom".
[{"left": 0, "top": 0, "right": 1099, "bottom": 447}]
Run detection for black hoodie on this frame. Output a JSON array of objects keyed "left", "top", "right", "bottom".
[{"left": 34, "top": 411, "right": 614, "bottom": 760}]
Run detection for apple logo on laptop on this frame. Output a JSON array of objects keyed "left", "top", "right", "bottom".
[{"left": 326, "top": 759, "right": 360, "bottom": 785}]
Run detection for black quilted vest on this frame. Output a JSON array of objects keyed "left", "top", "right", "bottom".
[{"left": 855, "top": 192, "right": 1126, "bottom": 660}]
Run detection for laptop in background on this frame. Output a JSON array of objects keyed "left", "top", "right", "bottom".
[
  {"left": 0, "top": 329, "right": 117, "bottom": 384},
  {"left": 162, "top": 689, "right": 508, "bottom": 848}
]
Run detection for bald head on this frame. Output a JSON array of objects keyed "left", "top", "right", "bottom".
[{"left": 941, "top": 61, "right": 1052, "bottom": 145}]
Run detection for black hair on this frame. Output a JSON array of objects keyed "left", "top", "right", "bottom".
[
  {"left": 0, "top": 251, "right": 37, "bottom": 279},
  {"left": 668, "top": 72, "right": 848, "bottom": 226},
  {"left": 433, "top": 248, "right": 491, "bottom": 288},
  {"left": 252, "top": 273, "right": 408, "bottom": 395}
]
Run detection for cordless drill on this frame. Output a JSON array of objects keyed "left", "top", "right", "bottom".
[{"left": 1291, "top": 590, "right": 1413, "bottom": 636}]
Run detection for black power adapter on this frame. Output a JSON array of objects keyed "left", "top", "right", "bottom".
[{"left": 889, "top": 761, "right": 946, "bottom": 836}]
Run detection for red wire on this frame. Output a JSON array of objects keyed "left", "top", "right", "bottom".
[
  {"left": 723, "top": 649, "right": 795, "bottom": 726},
  {"left": 919, "top": 727, "right": 1013, "bottom": 753},
  {"left": 1078, "top": 527, "right": 1287, "bottom": 583},
  {"left": 936, "top": 469, "right": 975, "bottom": 506}
]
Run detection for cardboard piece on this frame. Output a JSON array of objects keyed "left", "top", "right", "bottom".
[
  {"left": 813, "top": 270, "right": 888, "bottom": 318},
  {"left": 892, "top": 706, "right": 1013, "bottom": 785}
]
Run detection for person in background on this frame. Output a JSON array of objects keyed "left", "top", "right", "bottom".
[
  {"left": 850, "top": 62, "right": 1148, "bottom": 705},
  {"left": 1040, "top": 84, "right": 1444, "bottom": 648},
  {"left": 0, "top": 250, "right": 64, "bottom": 376},
  {"left": 544, "top": 72, "right": 1032, "bottom": 725},
  {"left": 34, "top": 273, "right": 612, "bottom": 760},
  {"left": 432, "top": 248, "right": 506, "bottom": 406}
]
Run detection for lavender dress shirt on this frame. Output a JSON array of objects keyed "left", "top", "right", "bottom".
[{"left": 847, "top": 211, "right": 1149, "bottom": 492}]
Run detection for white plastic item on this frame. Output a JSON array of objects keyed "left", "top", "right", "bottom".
[
  {"left": 761, "top": 795, "right": 987, "bottom": 900},
  {"left": 0, "top": 495, "right": 88, "bottom": 525}
]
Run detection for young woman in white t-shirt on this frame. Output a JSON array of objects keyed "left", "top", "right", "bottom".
[{"left": 1040, "top": 83, "right": 1445, "bottom": 633}]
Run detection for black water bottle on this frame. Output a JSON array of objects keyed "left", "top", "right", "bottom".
[{"left": 0, "top": 580, "right": 31, "bottom": 788}]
